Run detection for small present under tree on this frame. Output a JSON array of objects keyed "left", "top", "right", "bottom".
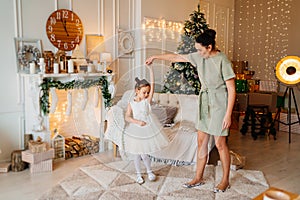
[{"left": 162, "top": 4, "right": 209, "bottom": 95}]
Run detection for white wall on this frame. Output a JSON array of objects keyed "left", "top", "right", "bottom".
[{"left": 0, "top": 0, "right": 23, "bottom": 162}]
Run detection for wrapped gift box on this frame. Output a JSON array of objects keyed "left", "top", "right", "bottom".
[
  {"left": 279, "top": 113, "right": 300, "bottom": 134},
  {"left": 30, "top": 159, "right": 53, "bottom": 173},
  {"left": 22, "top": 148, "right": 54, "bottom": 164},
  {"left": 31, "top": 130, "right": 51, "bottom": 144},
  {"left": 259, "top": 80, "right": 278, "bottom": 92},
  {"left": 0, "top": 162, "right": 11, "bottom": 173},
  {"left": 28, "top": 140, "right": 48, "bottom": 153}
]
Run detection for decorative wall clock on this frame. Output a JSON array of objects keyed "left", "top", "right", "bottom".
[{"left": 46, "top": 9, "right": 83, "bottom": 51}]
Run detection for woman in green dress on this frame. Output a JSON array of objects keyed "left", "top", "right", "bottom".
[{"left": 145, "top": 29, "right": 236, "bottom": 193}]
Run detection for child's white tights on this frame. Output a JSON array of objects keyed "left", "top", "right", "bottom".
[{"left": 134, "top": 154, "right": 152, "bottom": 175}]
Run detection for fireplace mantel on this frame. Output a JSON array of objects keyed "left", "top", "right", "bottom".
[
  {"left": 20, "top": 72, "right": 114, "bottom": 82},
  {"left": 19, "top": 72, "right": 115, "bottom": 153}
]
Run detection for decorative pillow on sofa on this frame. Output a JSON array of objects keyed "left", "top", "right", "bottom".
[
  {"left": 151, "top": 104, "right": 178, "bottom": 125},
  {"left": 174, "top": 94, "right": 198, "bottom": 123}
]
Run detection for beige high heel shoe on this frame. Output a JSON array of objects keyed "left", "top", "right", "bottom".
[
  {"left": 182, "top": 181, "right": 205, "bottom": 188},
  {"left": 213, "top": 184, "right": 231, "bottom": 193}
]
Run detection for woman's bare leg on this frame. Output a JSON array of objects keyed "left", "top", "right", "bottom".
[
  {"left": 187, "top": 131, "right": 209, "bottom": 185},
  {"left": 214, "top": 135, "right": 230, "bottom": 190}
]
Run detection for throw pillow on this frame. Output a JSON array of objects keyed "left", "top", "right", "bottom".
[
  {"left": 151, "top": 104, "right": 178, "bottom": 125},
  {"left": 174, "top": 94, "right": 198, "bottom": 123}
]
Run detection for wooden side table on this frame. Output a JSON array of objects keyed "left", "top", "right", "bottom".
[{"left": 253, "top": 187, "right": 299, "bottom": 200}]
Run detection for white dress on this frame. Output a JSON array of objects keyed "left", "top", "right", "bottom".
[{"left": 123, "top": 99, "right": 170, "bottom": 154}]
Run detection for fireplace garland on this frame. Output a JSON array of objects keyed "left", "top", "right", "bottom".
[{"left": 39, "top": 76, "right": 112, "bottom": 115}]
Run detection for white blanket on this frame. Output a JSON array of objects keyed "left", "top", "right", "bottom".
[
  {"left": 104, "top": 105, "right": 202, "bottom": 165},
  {"left": 149, "top": 121, "right": 198, "bottom": 165},
  {"left": 104, "top": 105, "right": 125, "bottom": 150}
]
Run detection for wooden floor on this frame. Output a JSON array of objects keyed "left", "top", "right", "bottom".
[
  {"left": 0, "top": 129, "right": 299, "bottom": 200},
  {"left": 228, "top": 129, "right": 300, "bottom": 194}
]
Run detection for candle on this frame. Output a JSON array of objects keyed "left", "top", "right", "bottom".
[
  {"left": 39, "top": 63, "right": 45, "bottom": 74},
  {"left": 29, "top": 62, "right": 36, "bottom": 74},
  {"left": 39, "top": 58, "right": 44, "bottom": 64},
  {"left": 88, "top": 63, "right": 94, "bottom": 73},
  {"left": 68, "top": 60, "right": 74, "bottom": 73},
  {"left": 60, "top": 61, "right": 64, "bottom": 71},
  {"left": 97, "top": 63, "right": 102, "bottom": 72},
  {"left": 53, "top": 63, "right": 59, "bottom": 74},
  {"left": 93, "top": 59, "right": 98, "bottom": 66}
]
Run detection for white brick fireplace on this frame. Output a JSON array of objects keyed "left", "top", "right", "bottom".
[{"left": 21, "top": 73, "right": 114, "bottom": 153}]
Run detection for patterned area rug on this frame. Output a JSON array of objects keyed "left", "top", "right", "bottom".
[{"left": 39, "top": 156, "right": 268, "bottom": 200}]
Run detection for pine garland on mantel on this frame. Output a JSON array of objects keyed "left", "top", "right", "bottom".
[{"left": 39, "top": 77, "right": 112, "bottom": 115}]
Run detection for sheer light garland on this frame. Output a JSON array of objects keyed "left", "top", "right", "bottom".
[
  {"left": 235, "top": 0, "right": 292, "bottom": 80},
  {"left": 142, "top": 17, "right": 184, "bottom": 42},
  {"left": 143, "top": 17, "right": 183, "bottom": 32}
]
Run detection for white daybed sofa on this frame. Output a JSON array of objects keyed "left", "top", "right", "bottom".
[{"left": 105, "top": 90, "right": 214, "bottom": 166}]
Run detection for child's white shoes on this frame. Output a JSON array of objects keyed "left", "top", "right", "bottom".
[
  {"left": 136, "top": 175, "right": 145, "bottom": 184},
  {"left": 136, "top": 172, "right": 156, "bottom": 184},
  {"left": 147, "top": 172, "right": 156, "bottom": 181}
]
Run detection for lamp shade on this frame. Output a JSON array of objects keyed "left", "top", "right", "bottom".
[
  {"left": 100, "top": 52, "right": 112, "bottom": 63},
  {"left": 275, "top": 56, "right": 300, "bottom": 85}
]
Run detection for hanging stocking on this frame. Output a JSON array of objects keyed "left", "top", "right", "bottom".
[
  {"left": 108, "top": 82, "right": 116, "bottom": 98},
  {"left": 66, "top": 90, "right": 72, "bottom": 116},
  {"left": 81, "top": 88, "right": 88, "bottom": 110},
  {"left": 94, "top": 87, "right": 99, "bottom": 107},
  {"left": 50, "top": 87, "right": 58, "bottom": 114}
]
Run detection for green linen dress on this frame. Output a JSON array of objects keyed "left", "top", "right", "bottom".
[{"left": 187, "top": 51, "right": 236, "bottom": 136}]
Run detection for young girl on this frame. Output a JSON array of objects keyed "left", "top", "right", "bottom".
[{"left": 123, "top": 66, "right": 170, "bottom": 184}]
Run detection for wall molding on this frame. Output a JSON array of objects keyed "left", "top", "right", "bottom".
[{"left": 19, "top": 115, "right": 24, "bottom": 149}]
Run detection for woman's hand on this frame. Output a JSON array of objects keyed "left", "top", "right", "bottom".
[
  {"left": 222, "top": 114, "right": 232, "bottom": 130},
  {"left": 145, "top": 56, "right": 155, "bottom": 65}
]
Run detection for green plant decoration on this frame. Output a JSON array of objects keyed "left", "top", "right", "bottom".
[{"left": 39, "top": 77, "right": 112, "bottom": 115}]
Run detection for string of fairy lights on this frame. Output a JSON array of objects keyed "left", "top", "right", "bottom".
[
  {"left": 142, "top": 17, "right": 183, "bottom": 44},
  {"left": 235, "top": 0, "right": 292, "bottom": 80}
]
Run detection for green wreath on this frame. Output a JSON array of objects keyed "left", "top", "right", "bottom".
[
  {"left": 17, "top": 45, "right": 41, "bottom": 67},
  {"left": 39, "top": 77, "right": 112, "bottom": 115}
]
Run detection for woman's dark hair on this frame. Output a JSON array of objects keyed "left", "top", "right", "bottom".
[
  {"left": 195, "top": 29, "right": 216, "bottom": 50},
  {"left": 134, "top": 77, "right": 150, "bottom": 90}
]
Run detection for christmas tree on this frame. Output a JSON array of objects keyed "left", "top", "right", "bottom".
[{"left": 162, "top": 4, "right": 209, "bottom": 95}]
